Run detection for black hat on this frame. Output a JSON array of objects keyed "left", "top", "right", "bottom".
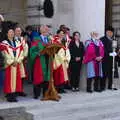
[{"left": 105, "top": 26, "right": 114, "bottom": 32}]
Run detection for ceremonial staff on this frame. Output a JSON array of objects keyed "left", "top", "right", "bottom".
[{"left": 111, "top": 31, "right": 118, "bottom": 89}]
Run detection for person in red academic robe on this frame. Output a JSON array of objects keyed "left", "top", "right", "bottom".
[
  {"left": 53, "top": 29, "right": 71, "bottom": 93},
  {"left": 14, "top": 26, "right": 28, "bottom": 97},
  {"left": 0, "top": 28, "right": 24, "bottom": 102}
]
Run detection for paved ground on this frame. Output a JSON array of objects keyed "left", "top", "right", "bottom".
[{"left": 0, "top": 84, "right": 120, "bottom": 120}]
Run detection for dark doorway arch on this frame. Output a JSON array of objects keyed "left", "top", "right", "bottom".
[{"left": 105, "top": 0, "right": 112, "bottom": 30}]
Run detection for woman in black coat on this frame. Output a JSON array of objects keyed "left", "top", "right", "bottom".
[{"left": 69, "top": 31, "right": 84, "bottom": 91}]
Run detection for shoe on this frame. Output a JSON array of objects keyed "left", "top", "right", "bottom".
[
  {"left": 18, "top": 92, "right": 27, "bottom": 97},
  {"left": 94, "top": 89, "right": 102, "bottom": 92},
  {"left": 113, "top": 88, "right": 118, "bottom": 90},
  {"left": 108, "top": 87, "right": 112, "bottom": 90},
  {"left": 0, "top": 116, "right": 3, "bottom": 120},
  {"left": 6, "top": 93, "right": 18, "bottom": 102},
  {"left": 64, "top": 85, "right": 72, "bottom": 90},
  {"left": 7, "top": 98, "right": 18, "bottom": 102},
  {"left": 87, "top": 90, "right": 93, "bottom": 93},
  {"left": 101, "top": 88, "right": 105, "bottom": 91},
  {"left": 75, "top": 88, "right": 80, "bottom": 91},
  {"left": 34, "top": 96, "right": 39, "bottom": 99},
  {"left": 58, "top": 89, "right": 67, "bottom": 93},
  {"left": 61, "top": 89, "right": 67, "bottom": 93},
  {"left": 72, "top": 87, "right": 76, "bottom": 92},
  {"left": 12, "top": 98, "right": 18, "bottom": 102}
]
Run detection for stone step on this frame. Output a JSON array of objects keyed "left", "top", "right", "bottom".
[
  {"left": 26, "top": 90, "right": 120, "bottom": 110},
  {"left": 27, "top": 101, "right": 120, "bottom": 120},
  {"left": 25, "top": 90, "right": 120, "bottom": 120},
  {"left": 30, "top": 106, "right": 120, "bottom": 120},
  {"left": 0, "top": 90, "right": 120, "bottom": 120}
]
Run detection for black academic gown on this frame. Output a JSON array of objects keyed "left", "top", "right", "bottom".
[{"left": 100, "top": 36, "right": 113, "bottom": 89}]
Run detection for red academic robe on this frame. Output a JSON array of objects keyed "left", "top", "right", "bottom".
[
  {"left": 53, "top": 36, "right": 71, "bottom": 86},
  {"left": 0, "top": 40, "right": 24, "bottom": 94},
  {"left": 15, "top": 37, "right": 28, "bottom": 79}
]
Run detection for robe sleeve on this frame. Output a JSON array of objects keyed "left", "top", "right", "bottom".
[
  {"left": 16, "top": 50, "right": 24, "bottom": 63},
  {"left": 23, "top": 42, "right": 28, "bottom": 58},
  {"left": 57, "top": 48, "right": 66, "bottom": 62},
  {"left": 65, "top": 49, "right": 71, "bottom": 68},
  {"left": 20, "top": 38, "right": 28, "bottom": 58},
  {"left": 53, "top": 48, "right": 65, "bottom": 70},
  {"left": 2, "top": 50, "right": 14, "bottom": 67},
  {"left": 65, "top": 49, "right": 71, "bottom": 62}
]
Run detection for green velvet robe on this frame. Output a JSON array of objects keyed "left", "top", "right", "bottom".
[{"left": 30, "top": 36, "right": 50, "bottom": 83}]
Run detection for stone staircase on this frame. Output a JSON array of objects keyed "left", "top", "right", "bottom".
[{"left": 0, "top": 90, "right": 120, "bottom": 120}]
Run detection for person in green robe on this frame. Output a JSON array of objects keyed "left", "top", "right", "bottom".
[{"left": 30, "top": 25, "right": 51, "bottom": 99}]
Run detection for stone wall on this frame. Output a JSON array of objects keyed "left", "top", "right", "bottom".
[{"left": 0, "top": 0, "right": 27, "bottom": 27}]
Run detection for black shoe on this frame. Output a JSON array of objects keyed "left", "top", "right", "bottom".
[
  {"left": 64, "top": 85, "right": 72, "bottom": 90},
  {"left": 0, "top": 116, "right": 4, "bottom": 120},
  {"left": 94, "top": 89, "right": 102, "bottom": 92},
  {"left": 34, "top": 96, "right": 39, "bottom": 99},
  {"left": 87, "top": 90, "right": 93, "bottom": 93},
  {"left": 58, "top": 89, "right": 67, "bottom": 93},
  {"left": 18, "top": 92, "right": 27, "bottom": 97},
  {"left": 72, "top": 87, "right": 76, "bottom": 92},
  {"left": 12, "top": 98, "right": 18, "bottom": 102},
  {"left": 108, "top": 87, "right": 112, "bottom": 90},
  {"left": 61, "top": 89, "right": 67, "bottom": 93},
  {"left": 7, "top": 98, "right": 18, "bottom": 102},
  {"left": 75, "top": 88, "right": 80, "bottom": 91},
  {"left": 101, "top": 88, "right": 105, "bottom": 91},
  {"left": 113, "top": 88, "right": 118, "bottom": 90},
  {"left": 6, "top": 93, "right": 18, "bottom": 102}
]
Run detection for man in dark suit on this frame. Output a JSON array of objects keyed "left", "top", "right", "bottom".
[{"left": 100, "top": 26, "right": 116, "bottom": 90}]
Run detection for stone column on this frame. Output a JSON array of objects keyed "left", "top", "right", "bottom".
[
  {"left": 52, "top": 0, "right": 73, "bottom": 32},
  {"left": 26, "top": 0, "right": 41, "bottom": 25},
  {"left": 26, "top": 0, "right": 54, "bottom": 26},
  {"left": 73, "top": 0, "right": 105, "bottom": 41},
  {"left": 73, "top": 0, "right": 105, "bottom": 90}
]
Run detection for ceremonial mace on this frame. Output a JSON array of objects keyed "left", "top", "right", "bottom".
[{"left": 112, "top": 31, "right": 118, "bottom": 89}]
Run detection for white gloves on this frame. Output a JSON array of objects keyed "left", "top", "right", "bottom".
[{"left": 109, "top": 52, "right": 117, "bottom": 57}]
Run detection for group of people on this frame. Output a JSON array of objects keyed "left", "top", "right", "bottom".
[
  {"left": 83, "top": 28, "right": 120, "bottom": 93},
  {"left": 0, "top": 15, "right": 120, "bottom": 102}
]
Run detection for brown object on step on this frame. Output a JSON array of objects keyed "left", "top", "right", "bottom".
[{"left": 40, "top": 43, "right": 63, "bottom": 101}]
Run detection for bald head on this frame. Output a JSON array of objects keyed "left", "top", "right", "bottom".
[{"left": 40, "top": 25, "right": 49, "bottom": 36}]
